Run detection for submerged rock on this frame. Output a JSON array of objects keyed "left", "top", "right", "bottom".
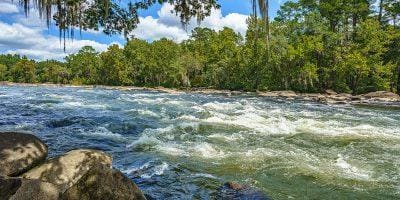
[
  {"left": 61, "top": 164, "right": 147, "bottom": 200},
  {"left": 216, "top": 182, "right": 270, "bottom": 200},
  {"left": 22, "top": 149, "right": 112, "bottom": 191},
  {"left": 0, "top": 132, "right": 48, "bottom": 176}
]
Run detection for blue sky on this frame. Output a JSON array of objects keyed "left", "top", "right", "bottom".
[{"left": 0, "top": 0, "right": 288, "bottom": 60}]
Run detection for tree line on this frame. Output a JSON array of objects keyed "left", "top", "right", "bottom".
[{"left": 1, "top": 0, "right": 400, "bottom": 95}]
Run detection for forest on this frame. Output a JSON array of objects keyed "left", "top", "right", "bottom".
[{"left": 1, "top": 0, "right": 400, "bottom": 95}]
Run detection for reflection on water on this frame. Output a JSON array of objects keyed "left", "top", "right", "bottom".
[{"left": 1, "top": 85, "right": 399, "bottom": 199}]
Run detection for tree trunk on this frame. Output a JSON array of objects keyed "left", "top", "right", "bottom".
[
  {"left": 378, "top": 0, "right": 383, "bottom": 24},
  {"left": 265, "top": 0, "right": 270, "bottom": 57},
  {"left": 397, "top": 66, "right": 400, "bottom": 95}
]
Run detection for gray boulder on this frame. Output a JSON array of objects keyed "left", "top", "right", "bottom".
[
  {"left": 0, "top": 175, "right": 21, "bottom": 199},
  {"left": 0, "top": 175, "right": 60, "bottom": 200},
  {"left": 61, "top": 165, "right": 147, "bottom": 200},
  {"left": 22, "top": 149, "right": 112, "bottom": 192},
  {"left": 0, "top": 132, "right": 48, "bottom": 176}
]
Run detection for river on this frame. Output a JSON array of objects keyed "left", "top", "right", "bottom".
[{"left": 0, "top": 85, "right": 399, "bottom": 199}]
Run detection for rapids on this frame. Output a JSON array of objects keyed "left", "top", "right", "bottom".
[{"left": 0, "top": 86, "right": 399, "bottom": 199}]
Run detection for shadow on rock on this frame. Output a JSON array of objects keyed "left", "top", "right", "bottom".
[{"left": 0, "top": 132, "right": 48, "bottom": 177}]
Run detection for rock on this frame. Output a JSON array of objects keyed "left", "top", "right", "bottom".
[
  {"left": 0, "top": 175, "right": 22, "bottom": 199},
  {"left": 362, "top": 91, "right": 400, "bottom": 100},
  {"left": 10, "top": 178, "right": 60, "bottom": 200},
  {"left": 216, "top": 182, "right": 270, "bottom": 200},
  {"left": 337, "top": 93, "right": 352, "bottom": 98},
  {"left": 61, "top": 164, "right": 146, "bottom": 200},
  {"left": 328, "top": 95, "right": 350, "bottom": 101},
  {"left": 0, "top": 175, "right": 60, "bottom": 200},
  {"left": 325, "top": 89, "right": 337, "bottom": 95},
  {"left": 22, "top": 149, "right": 112, "bottom": 192},
  {"left": 0, "top": 132, "right": 48, "bottom": 176},
  {"left": 277, "top": 90, "right": 297, "bottom": 98},
  {"left": 258, "top": 92, "right": 279, "bottom": 97},
  {"left": 351, "top": 95, "right": 364, "bottom": 101}
]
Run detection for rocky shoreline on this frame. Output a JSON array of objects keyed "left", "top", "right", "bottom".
[
  {"left": 0, "top": 132, "right": 269, "bottom": 200},
  {"left": 1, "top": 81, "right": 400, "bottom": 108}
]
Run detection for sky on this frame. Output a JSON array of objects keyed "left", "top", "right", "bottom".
[{"left": 0, "top": 0, "right": 289, "bottom": 61}]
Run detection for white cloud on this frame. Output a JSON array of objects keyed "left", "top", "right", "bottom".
[
  {"left": 133, "top": 16, "right": 190, "bottom": 42},
  {"left": 132, "top": 3, "right": 249, "bottom": 42},
  {"left": 0, "top": 2, "right": 19, "bottom": 14},
  {"left": 0, "top": 22, "right": 109, "bottom": 60},
  {"left": 0, "top": 2, "right": 249, "bottom": 60}
]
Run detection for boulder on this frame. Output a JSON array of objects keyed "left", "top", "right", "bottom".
[
  {"left": 61, "top": 165, "right": 147, "bottom": 200},
  {"left": 276, "top": 90, "right": 297, "bottom": 98},
  {"left": 22, "top": 149, "right": 112, "bottom": 191},
  {"left": 362, "top": 91, "right": 400, "bottom": 100},
  {"left": 325, "top": 89, "right": 337, "bottom": 95},
  {"left": 328, "top": 95, "right": 350, "bottom": 102},
  {"left": 0, "top": 132, "right": 48, "bottom": 176},
  {"left": 0, "top": 175, "right": 60, "bottom": 200},
  {"left": 10, "top": 178, "right": 60, "bottom": 200},
  {"left": 216, "top": 182, "right": 270, "bottom": 200},
  {"left": 337, "top": 93, "right": 352, "bottom": 98},
  {"left": 0, "top": 175, "right": 22, "bottom": 199}
]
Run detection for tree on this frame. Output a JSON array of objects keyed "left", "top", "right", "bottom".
[
  {"left": 17, "top": 0, "right": 219, "bottom": 49},
  {"left": 37, "top": 60, "right": 69, "bottom": 84},
  {"left": 148, "top": 38, "right": 181, "bottom": 87},
  {"left": 99, "top": 45, "right": 128, "bottom": 86},
  {"left": 10, "top": 58, "right": 36, "bottom": 83},
  {"left": 123, "top": 39, "right": 151, "bottom": 86},
  {"left": 0, "top": 64, "right": 7, "bottom": 81},
  {"left": 65, "top": 46, "right": 101, "bottom": 85}
]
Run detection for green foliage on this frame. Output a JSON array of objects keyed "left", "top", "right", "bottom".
[
  {"left": 65, "top": 46, "right": 102, "bottom": 85},
  {"left": 10, "top": 58, "right": 36, "bottom": 83},
  {"left": 0, "top": 64, "right": 7, "bottom": 81},
  {"left": 2, "top": 0, "right": 400, "bottom": 95},
  {"left": 17, "top": 0, "right": 219, "bottom": 49}
]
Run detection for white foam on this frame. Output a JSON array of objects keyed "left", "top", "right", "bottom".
[
  {"left": 203, "top": 101, "right": 243, "bottom": 111},
  {"left": 193, "top": 143, "right": 225, "bottom": 158},
  {"left": 122, "top": 162, "right": 151, "bottom": 174},
  {"left": 137, "top": 109, "right": 161, "bottom": 118},
  {"left": 81, "top": 127, "right": 123, "bottom": 139},
  {"left": 336, "top": 154, "right": 370, "bottom": 180},
  {"left": 127, "top": 134, "right": 160, "bottom": 148},
  {"left": 62, "top": 101, "right": 107, "bottom": 109},
  {"left": 141, "top": 162, "right": 169, "bottom": 179}
]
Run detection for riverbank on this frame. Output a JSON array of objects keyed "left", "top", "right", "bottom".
[{"left": 2, "top": 81, "right": 400, "bottom": 108}]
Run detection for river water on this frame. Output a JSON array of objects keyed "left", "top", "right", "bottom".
[{"left": 0, "top": 86, "right": 399, "bottom": 199}]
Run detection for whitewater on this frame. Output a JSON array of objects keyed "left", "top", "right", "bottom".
[{"left": 0, "top": 85, "right": 399, "bottom": 199}]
